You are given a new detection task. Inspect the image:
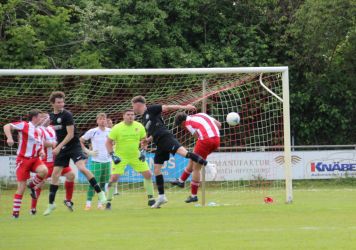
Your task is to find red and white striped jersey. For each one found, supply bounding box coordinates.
[40,126,56,163]
[184,113,220,140]
[10,121,44,158]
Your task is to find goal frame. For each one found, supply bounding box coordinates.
[0,67,293,204]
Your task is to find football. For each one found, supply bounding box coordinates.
[226,112,240,126]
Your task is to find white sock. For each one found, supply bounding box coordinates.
[159,194,166,198]
[86,200,91,206]
[191,195,197,198]
[178,178,184,183]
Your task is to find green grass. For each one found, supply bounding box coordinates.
[0,187,355,250]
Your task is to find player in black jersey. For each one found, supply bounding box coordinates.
[132,96,208,208]
[43,91,107,215]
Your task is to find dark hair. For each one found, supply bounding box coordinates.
[131,95,146,104]
[175,112,188,126]
[49,91,65,103]
[28,109,43,121]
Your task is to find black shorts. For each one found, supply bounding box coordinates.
[54,144,87,167]
[154,134,181,165]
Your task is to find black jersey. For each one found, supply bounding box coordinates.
[142,105,171,142]
[50,109,80,148]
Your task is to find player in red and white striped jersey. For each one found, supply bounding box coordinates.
[3,109,48,218]
[172,112,221,203]
[30,113,76,215]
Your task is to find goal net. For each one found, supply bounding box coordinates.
[0,68,292,208]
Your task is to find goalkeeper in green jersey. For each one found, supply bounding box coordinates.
[105,109,155,209]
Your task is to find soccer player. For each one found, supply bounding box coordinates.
[80,113,111,210]
[44,91,107,216]
[171,112,221,203]
[105,109,155,209]
[131,96,209,208]
[106,118,119,196]
[30,112,76,215]
[3,109,48,218]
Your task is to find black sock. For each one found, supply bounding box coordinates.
[49,184,59,204]
[155,175,165,195]
[89,177,102,193]
[148,194,154,199]
[186,152,208,166]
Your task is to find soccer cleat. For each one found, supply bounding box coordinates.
[30,209,37,215]
[27,184,37,200]
[170,179,185,188]
[63,200,74,212]
[151,195,168,208]
[105,202,112,210]
[43,204,56,216]
[114,192,119,196]
[98,191,107,205]
[12,212,19,219]
[185,195,198,203]
[148,198,156,207]
[97,204,104,210]
[84,205,91,211]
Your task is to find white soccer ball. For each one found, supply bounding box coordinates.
[226,112,240,126]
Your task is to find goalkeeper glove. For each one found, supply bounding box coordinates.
[110,152,121,164]
[138,150,146,162]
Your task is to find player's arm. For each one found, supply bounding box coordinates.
[106,137,121,164]
[57,125,74,148]
[3,123,15,146]
[162,104,196,112]
[80,132,98,156]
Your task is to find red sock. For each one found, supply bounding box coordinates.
[65,181,74,201]
[28,174,44,189]
[180,168,192,182]
[31,188,42,210]
[191,181,200,196]
[13,194,23,217]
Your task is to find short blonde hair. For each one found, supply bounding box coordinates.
[96,113,107,119]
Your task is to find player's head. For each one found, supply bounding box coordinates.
[131,95,146,115]
[40,112,50,127]
[123,109,135,124]
[106,118,113,128]
[28,109,44,126]
[96,113,107,127]
[174,112,188,128]
[49,91,65,111]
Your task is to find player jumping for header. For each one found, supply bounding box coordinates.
[131,96,208,208]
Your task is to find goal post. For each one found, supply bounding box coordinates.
[0,67,293,205]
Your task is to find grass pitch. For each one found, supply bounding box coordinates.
[0,186,355,250]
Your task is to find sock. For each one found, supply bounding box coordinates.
[87,186,94,202]
[28,174,44,188]
[185,152,208,166]
[65,181,74,201]
[180,168,192,182]
[114,182,118,193]
[191,181,200,196]
[49,184,59,204]
[144,178,154,197]
[155,174,165,195]
[31,188,42,210]
[107,183,115,202]
[89,177,102,193]
[13,194,23,217]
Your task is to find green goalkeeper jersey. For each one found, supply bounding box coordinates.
[108,121,146,157]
